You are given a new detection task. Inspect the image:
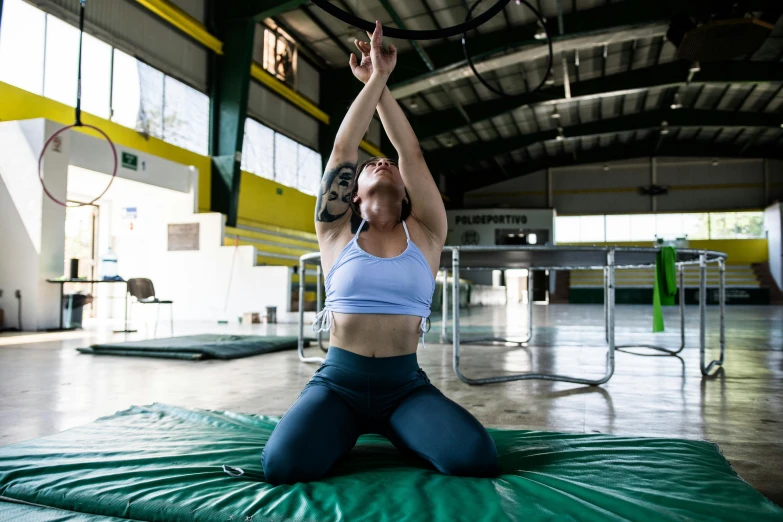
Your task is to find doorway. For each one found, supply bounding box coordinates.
[63,204,98,319]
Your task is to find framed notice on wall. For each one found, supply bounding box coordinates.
[167,223,200,251]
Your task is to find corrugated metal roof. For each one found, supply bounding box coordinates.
[273,0,782,186]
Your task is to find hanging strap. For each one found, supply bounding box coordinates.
[75,0,86,126]
[401,220,411,242]
[353,219,366,241]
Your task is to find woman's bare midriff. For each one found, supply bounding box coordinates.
[327,312,423,357]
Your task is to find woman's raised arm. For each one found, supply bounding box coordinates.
[315,21,396,237]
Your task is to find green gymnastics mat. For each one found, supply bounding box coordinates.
[77,334,312,360]
[1,404,781,522]
[0,501,125,521]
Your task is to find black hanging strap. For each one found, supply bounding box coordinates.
[75,0,86,126]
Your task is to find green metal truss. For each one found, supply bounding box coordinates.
[208,0,309,227]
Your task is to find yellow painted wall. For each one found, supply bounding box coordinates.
[558,239,768,265]
[0,81,318,233]
[238,171,316,233]
[0,81,212,210]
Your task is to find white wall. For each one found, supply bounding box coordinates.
[68,168,294,324]
[765,202,782,292]
[68,129,195,202]
[0,119,67,330]
[0,117,292,330]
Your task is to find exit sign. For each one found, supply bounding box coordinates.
[122,152,138,171]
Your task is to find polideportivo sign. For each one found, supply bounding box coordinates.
[454,214,527,225]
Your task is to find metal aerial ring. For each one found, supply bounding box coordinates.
[462,0,553,98]
[38,124,118,207]
[310,0,512,40]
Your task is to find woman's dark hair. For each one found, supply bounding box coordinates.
[350,157,412,222]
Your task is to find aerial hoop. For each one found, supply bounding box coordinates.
[38,123,118,207]
[462,0,553,99]
[310,0,511,40]
[37,0,118,208]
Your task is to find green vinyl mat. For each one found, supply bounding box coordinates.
[0,500,126,521]
[77,334,311,360]
[0,404,781,522]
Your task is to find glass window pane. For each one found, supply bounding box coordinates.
[137,60,164,138]
[296,144,321,196]
[241,118,274,179]
[43,15,79,107]
[111,49,141,130]
[274,132,298,188]
[0,0,46,95]
[681,213,709,240]
[709,212,764,239]
[555,216,581,243]
[655,213,683,240]
[162,75,209,155]
[579,215,605,242]
[80,33,112,119]
[605,215,631,242]
[629,215,656,241]
[263,29,276,75]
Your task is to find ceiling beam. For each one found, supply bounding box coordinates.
[301,5,352,56]
[414,61,783,140]
[391,22,669,99]
[216,0,310,22]
[428,108,783,170]
[459,139,783,192]
[382,0,774,92]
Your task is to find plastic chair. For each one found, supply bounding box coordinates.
[127,278,173,338]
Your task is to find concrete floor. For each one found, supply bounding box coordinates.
[0,304,781,506]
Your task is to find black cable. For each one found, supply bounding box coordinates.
[462,0,553,99]
[310,0,511,40]
[16,291,22,331]
[75,0,86,126]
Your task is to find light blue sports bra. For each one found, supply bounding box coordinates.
[313,218,435,345]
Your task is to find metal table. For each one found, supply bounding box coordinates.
[46,279,136,332]
[297,246,727,385]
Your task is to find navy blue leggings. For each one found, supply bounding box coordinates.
[262,347,498,485]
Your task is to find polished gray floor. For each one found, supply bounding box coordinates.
[0,304,781,505]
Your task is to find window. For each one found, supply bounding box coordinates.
[297,144,322,196]
[242,117,322,195]
[628,215,656,241]
[163,76,209,155]
[554,216,581,243]
[681,213,710,240]
[274,132,299,188]
[43,15,80,107]
[579,215,605,242]
[262,26,296,86]
[0,1,111,118]
[605,215,631,242]
[111,49,208,154]
[0,0,46,95]
[709,212,764,239]
[556,211,764,242]
[0,3,209,154]
[80,33,112,119]
[654,213,683,240]
[242,118,275,180]
[136,60,165,139]
[110,49,142,130]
